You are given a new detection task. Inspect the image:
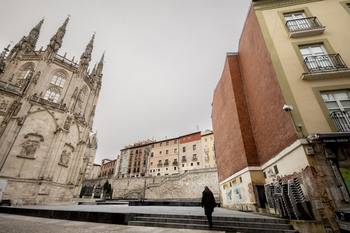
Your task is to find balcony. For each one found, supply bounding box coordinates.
[182,157,187,162]
[286,17,325,38]
[164,161,169,166]
[172,160,178,165]
[192,157,198,161]
[330,110,350,132]
[157,162,162,167]
[301,54,350,80]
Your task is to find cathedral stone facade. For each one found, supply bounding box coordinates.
[0,17,103,205]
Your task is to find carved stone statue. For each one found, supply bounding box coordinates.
[19,140,40,158]
[0,99,8,111]
[59,150,71,166]
[63,115,72,130]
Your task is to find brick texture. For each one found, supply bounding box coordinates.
[212,7,298,182]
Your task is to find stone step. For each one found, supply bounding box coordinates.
[135,213,289,224]
[132,216,294,230]
[129,221,298,233]
[129,213,297,232]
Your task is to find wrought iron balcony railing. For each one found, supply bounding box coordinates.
[286,17,323,32]
[330,110,350,132]
[172,161,178,165]
[304,54,348,73]
[157,162,162,167]
[164,161,169,166]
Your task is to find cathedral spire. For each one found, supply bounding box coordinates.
[7,19,44,61]
[44,17,69,62]
[79,33,95,75]
[96,52,104,77]
[26,19,44,49]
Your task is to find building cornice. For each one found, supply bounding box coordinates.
[253,0,324,10]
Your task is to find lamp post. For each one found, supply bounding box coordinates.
[143,146,150,201]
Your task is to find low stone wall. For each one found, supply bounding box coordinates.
[83,168,219,200]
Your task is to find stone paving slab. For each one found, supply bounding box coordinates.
[0,213,223,233]
[14,205,278,219]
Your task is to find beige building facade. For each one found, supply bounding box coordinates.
[0,17,103,205]
[212,0,350,232]
[201,130,216,168]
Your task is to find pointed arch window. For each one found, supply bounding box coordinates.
[43,87,60,103]
[19,68,34,80]
[16,65,34,87]
[51,72,66,88]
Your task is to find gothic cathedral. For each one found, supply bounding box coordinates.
[0,17,102,205]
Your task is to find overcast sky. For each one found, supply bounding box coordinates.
[0,0,251,164]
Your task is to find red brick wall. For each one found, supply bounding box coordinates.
[238,7,297,165]
[212,55,258,182]
[212,7,298,182]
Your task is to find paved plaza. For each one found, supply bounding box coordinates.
[14,204,276,219]
[0,204,281,232]
[0,213,223,233]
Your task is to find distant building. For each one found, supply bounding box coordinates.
[178,132,203,173]
[117,131,214,178]
[99,159,117,178]
[0,17,104,205]
[201,130,216,168]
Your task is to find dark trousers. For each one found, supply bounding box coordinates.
[206,213,213,227]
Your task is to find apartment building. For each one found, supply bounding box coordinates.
[116,131,214,178]
[201,130,216,168]
[212,0,350,231]
[99,159,117,178]
[148,138,179,176]
[178,132,203,173]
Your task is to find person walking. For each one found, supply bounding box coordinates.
[201,186,216,228]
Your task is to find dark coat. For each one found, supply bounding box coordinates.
[201,187,216,215]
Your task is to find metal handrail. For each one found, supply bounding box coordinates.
[304,53,348,72]
[286,16,323,32]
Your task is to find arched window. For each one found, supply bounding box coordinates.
[50,72,66,88]
[19,68,33,80]
[43,87,60,103]
[16,65,34,87]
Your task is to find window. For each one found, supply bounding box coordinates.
[151,152,154,157]
[182,156,186,162]
[322,91,350,112]
[193,145,196,150]
[204,146,209,152]
[159,151,162,154]
[51,72,66,87]
[204,138,207,142]
[183,147,186,152]
[151,162,153,165]
[166,150,168,154]
[322,90,350,132]
[284,12,310,31]
[182,164,184,167]
[191,163,193,166]
[174,140,177,144]
[206,162,209,168]
[299,44,334,71]
[166,141,169,145]
[197,162,200,165]
[43,87,60,103]
[160,142,162,146]
[205,154,209,161]
[174,148,177,153]
[174,167,177,170]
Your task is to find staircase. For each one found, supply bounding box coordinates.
[128,213,298,232]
